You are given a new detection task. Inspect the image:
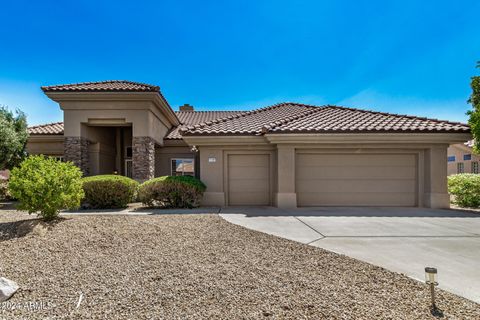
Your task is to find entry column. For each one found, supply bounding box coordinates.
[64,136,89,176]
[132,136,155,181]
[276,146,297,208]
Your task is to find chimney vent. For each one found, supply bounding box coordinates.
[179,104,194,112]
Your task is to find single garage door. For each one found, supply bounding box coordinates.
[228,154,270,206]
[296,153,417,206]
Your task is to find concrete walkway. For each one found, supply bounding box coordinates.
[220,206,480,303]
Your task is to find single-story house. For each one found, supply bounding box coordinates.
[27,80,471,209]
[447,140,480,175]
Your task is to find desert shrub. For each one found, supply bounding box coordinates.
[138,175,206,208]
[448,174,480,207]
[8,155,84,221]
[82,175,138,209]
[0,179,10,201]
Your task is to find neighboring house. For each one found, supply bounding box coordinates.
[447,140,480,175]
[27,80,471,209]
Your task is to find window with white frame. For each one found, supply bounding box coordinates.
[472,161,479,174]
[457,162,464,174]
[171,158,194,176]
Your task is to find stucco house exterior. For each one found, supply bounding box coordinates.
[27,80,471,209]
[447,140,480,175]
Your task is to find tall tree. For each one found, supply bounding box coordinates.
[468,62,480,153]
[0,107,28,169]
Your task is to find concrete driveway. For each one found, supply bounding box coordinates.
[220,207,480,303]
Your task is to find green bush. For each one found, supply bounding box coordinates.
[8,155,84,221]
[138,175,206,208]
[82,175,138,209]
[448,174,480,207]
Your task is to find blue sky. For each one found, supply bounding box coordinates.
[0,0,479,125]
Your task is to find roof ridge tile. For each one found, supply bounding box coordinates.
[179,103,291,135]
[261,107,322,134]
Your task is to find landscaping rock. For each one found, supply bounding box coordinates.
[0,210,478,319]
[0,277,19,302]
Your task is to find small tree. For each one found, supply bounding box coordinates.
[9,155,84,221]
[467,62,480,153]
[0,107,28,170]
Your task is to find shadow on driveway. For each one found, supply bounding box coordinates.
[220,206,480,218]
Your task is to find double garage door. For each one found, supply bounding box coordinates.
[226,152,418,207]
[296,153,418,206]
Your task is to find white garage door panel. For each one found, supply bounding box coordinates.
[296,153,417,207]
[296,154,414,167]
[297,179,417,193]
[296,166,416,180]
[299,192,416,206]
[228,154,270,206]
[229,166,269,179]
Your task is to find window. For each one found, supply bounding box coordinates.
[473,161,479,174]
[457,162,464,174]
[171,159,194,176]
[447,155,456,162]
[464,154,472,161]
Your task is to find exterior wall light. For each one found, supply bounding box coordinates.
[425,267,442,316]
[191,145,198,153]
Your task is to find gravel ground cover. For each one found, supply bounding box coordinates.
[0,209,479,319]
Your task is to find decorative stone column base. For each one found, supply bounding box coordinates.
[64,137,89,176]
[132,136,155,181]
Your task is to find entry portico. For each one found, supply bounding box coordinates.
[42,82,179,180]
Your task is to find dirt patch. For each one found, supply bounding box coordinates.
[0,210,478,319]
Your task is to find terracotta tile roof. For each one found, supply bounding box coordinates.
[41,80,160,92]
[166,111,246,139]
[28,122,64,135]
[181,103,470,136]
[28,103,470,138]
[181,103,315,136]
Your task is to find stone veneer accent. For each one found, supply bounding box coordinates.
[132,136,155,181]
[64,136,89,176]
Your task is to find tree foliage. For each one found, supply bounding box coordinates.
[0,107,28,169]
[467,62,480,153]
[9,155,84,221]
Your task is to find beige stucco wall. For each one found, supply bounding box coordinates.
[195,143,277,207]
[155,145,195,176]
[447,144,480,175]
[48,92,178,145]
[27,137,64,156]
[185,135,459,209]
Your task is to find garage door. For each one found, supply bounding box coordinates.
[228,154,270,206]
[296,153,417,206]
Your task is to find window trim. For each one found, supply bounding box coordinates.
[170,158,195,176]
